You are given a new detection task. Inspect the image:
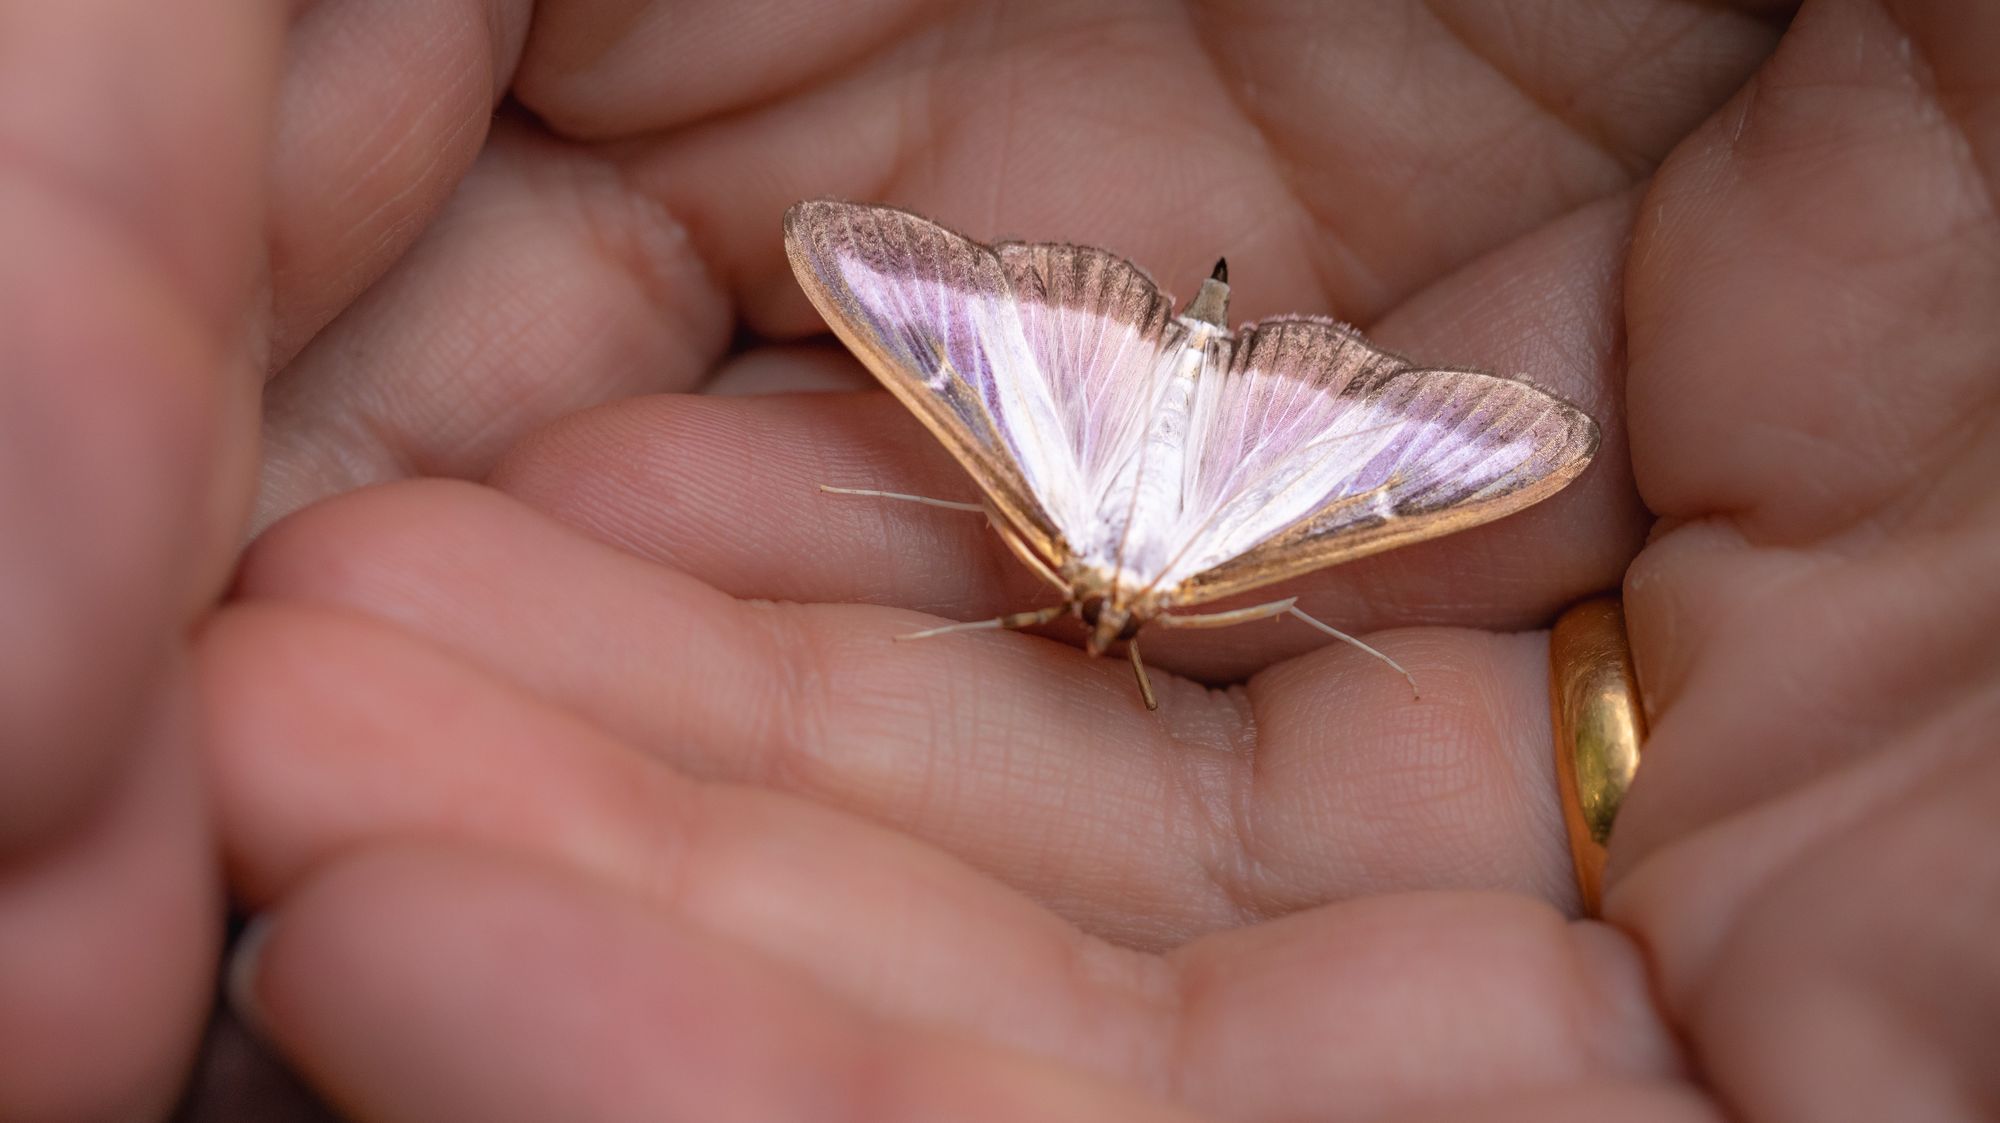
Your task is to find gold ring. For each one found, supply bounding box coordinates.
[1548,596,1647,915]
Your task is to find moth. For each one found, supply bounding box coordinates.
[784,200,1598,709]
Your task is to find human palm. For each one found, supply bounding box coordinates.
[4,1,1995,1120]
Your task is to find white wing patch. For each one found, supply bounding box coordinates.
[833,251,1088,521]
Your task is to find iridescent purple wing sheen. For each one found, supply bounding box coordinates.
[783,200,1177,559]
[784,201,1055,552]
[1152,317,1599,604]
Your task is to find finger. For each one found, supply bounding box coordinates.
[238,481,1578,938]
[210,713,1679,1123]
[265,0,533,363]
[0,675,219,1121]
[0,1,278,1115]
[257,120,732,530]
[201,601,1154,1063]
[0,0,275,840]
[1617,0,2000,857]
[1168,896,1683,1119]
[1605,0,2000,1114]
[215,754,1678,1123]
[1653,751,2000,1120]
[515,1,1776,328]
[492,193,1648,684]
[233,844,1209,1123]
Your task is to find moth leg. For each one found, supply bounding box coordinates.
[897,603,1067,641]
[1285,606,1420,699]
[1153,597,1299,630]
[1127,640,1160,711]
[818,485,985,514]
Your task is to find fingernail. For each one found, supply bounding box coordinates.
[226,914,275,1039]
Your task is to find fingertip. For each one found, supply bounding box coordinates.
[0,679,221,1123]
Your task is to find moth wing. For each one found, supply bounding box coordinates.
[1157,317,1599,605]
[990,240,1179,511]
[784,199,1175,561]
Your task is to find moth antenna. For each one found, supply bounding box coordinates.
[898,604,1066,642]
[819,485,985,514]
[1127,640,1160,710]
[1286,607,1420,699]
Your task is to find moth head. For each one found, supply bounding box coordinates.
[1180,257,1230,328]
[1079,595,1141,657]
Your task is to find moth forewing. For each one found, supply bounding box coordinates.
[784,199,1600,708]
[782,202,1071,567]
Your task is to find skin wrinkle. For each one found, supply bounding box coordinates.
[593,157,733,360]
[1679,752,2000,1118]
[1180,1,1712,323]
[1101,685,1260,927]
[1231,667,1364,901]
[1819,547,2000,750]
[615,739,710,917]
[1624,603,2000,1039]
[1629,207,1995,539]
[521,0,652,78]
[768,579,1299,943]
[264,0,515,363]
[1156,941,1223,1110]
[730,600,834,794]
[1563,922,1685,1079]
[1196,680,1291,923]
[1418,0,1648,177]
[1877,419,2000,543]
[268,133,737,513]
[1803,399,2000,547]
[325,384,432,484]
[1064,934,1186,1089]
[522,0,946,142]
[613,89,916,339]
[1611,680,1999,1003]
[321,22,484,221]
[807,5,964,138]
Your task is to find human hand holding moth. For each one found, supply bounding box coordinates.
[6,2,1997,1121]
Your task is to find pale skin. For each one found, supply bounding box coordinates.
[3,1,1997,1121]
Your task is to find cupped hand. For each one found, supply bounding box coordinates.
[16,0,1997,1120]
